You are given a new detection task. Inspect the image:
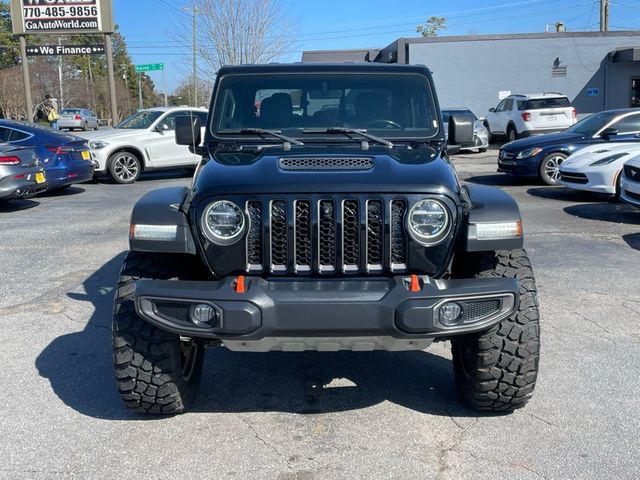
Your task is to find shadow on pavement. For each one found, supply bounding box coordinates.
[623,233,640,250]
[40,186,86,198]
[0,198,40,212]
[36,253,478,421]
[95,169,194,185]
[527,186,614,203]
[564,203,640,225]
[464,174,531,187]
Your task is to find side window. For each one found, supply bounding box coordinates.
[8,129,30,142]
[495,99,507,112]
[0,127,11,142]
[503,99,514,111]
[516,100,525,110]
[194,111,208,126]
[611,114,640,134]
[158,111,187,131]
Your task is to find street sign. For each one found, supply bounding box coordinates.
[135,63,164,73]
[9,0,114,35]
[26,44,106,56]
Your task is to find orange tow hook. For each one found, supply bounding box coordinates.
[235,275,246,294]
[410,274,421,293]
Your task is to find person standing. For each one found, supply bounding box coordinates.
[43,94,59,129]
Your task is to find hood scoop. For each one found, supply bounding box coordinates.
[278,156,374,171]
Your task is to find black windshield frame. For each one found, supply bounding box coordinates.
[209,72,442,142]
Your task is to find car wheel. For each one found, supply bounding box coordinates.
[451,249,540,412]
[108,151,141,184]
[484,122,495,143]
[539,152,567,185]
[113,251,204,414]
[477,147,487,153]
[83,122,88,131]
[507,125,517,143]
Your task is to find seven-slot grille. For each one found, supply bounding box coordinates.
[245,198,408,274]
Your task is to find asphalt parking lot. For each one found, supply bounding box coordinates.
[1,149,639,479]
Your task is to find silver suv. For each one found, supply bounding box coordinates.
[484,93,576,142]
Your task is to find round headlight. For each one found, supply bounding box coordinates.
[407,199,450,246]
[202,200,245,245]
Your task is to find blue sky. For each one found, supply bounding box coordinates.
[113,0,640,92]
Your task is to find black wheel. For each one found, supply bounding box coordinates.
[112,251,205,414]
[82,122,88,131]
[477,147,488,153]
[483,122,496,143]
[506,125,517,143]
[108,151,141,184]
[539,152,567,185]
[451,249,540,412]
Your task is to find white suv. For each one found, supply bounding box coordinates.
[484,93,576,143]
[80,107,208,184]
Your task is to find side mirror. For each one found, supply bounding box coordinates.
[600,127,619,140]
[489,108,496,113]
[156,123,170,133]
[175,115,202,148]
[448,114,474,146]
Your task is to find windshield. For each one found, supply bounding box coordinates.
[211,73,440,139]
[116,111,163,129]
[61,109,82,114]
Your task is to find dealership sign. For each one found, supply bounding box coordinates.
[10,0,114,35]
[25,44,105,56]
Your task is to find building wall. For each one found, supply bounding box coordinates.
[406,34,640,118]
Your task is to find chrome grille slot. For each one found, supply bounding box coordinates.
[294,200,312,272]
[270,200,288,272]
[390,200,407,271]
[366,200,384,272]
[246,201,263,271]
[318,200,336,273]
[342,200,360,273]
[279,157,374,171]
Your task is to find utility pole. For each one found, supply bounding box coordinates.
[138,72,144,110]
[58,37,64,108]
[600,0,609,32]
[192,2,198,107]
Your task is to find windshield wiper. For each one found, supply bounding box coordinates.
[303,127,394,149]
[221,128,304,151]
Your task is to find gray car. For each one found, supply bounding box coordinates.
[442,108,490,153]
[0,144,47,201]
[58,108,99,131]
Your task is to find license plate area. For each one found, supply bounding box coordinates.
[81,150,91,160]
[35,172,46,184]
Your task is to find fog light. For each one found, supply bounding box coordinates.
[190,304,217,326]
[439,302,463,326]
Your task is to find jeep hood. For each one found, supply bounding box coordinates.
[192,145,460,199]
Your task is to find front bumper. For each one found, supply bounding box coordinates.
[133,276,519,351]
[497,154,541,177]
[559,168,618,195]
[621,175,640,207]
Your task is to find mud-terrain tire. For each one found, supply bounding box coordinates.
[451,249,540,412]
[112,251,204,414]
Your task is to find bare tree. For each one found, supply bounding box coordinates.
[176,0,297,76]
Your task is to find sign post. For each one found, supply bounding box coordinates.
[135,64,165,111]
[9,0,115,123]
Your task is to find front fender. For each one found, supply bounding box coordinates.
[129,187,196,254]
[463,183,524,252]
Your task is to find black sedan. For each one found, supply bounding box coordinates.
[498,108,640,185]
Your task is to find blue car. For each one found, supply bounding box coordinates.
[498,108,640,185]
[0,120,94,191]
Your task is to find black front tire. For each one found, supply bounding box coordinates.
[112,251,204,414]
[451,249,540,412]
[108,151,141,184]
[506,125,517,143]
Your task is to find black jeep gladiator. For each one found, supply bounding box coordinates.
[113,63,540,414]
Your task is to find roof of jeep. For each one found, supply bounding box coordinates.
[216,63,431,75]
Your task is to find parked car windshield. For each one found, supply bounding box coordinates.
[211,73,440,139]
[522,97,570,109]
[566,111,617,135]
[116,111,163,129]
